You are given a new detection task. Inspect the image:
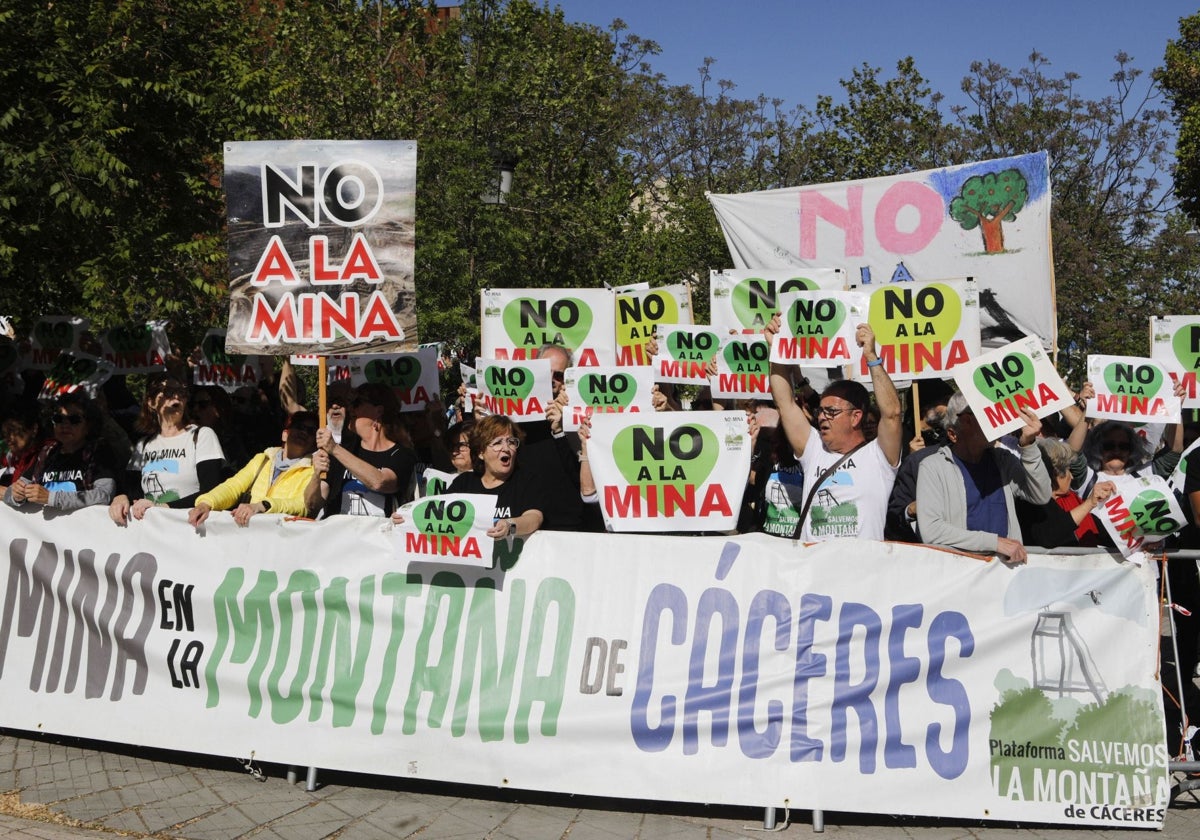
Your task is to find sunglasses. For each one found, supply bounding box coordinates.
[1102,440,1131,453]
[53,414,85,426]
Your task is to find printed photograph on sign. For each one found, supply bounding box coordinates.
[193,329,273,392]
[653,324,723,385]
[1150,314,1200,408]
[561,365,655,432]
[480,287,615,367]
[614,284,691,366]
[710,335,770,400]
[391,493,498,567]
[98,321,171,375]
[1085,354,1181,424]
[709,268,845,335]
[475,358,553,420]
[771,289,866,366]
[953,336,1073,441]
[586,411,750,532]
[223,140,417,355]
[707,152,1055,351]
[857,279,980,381]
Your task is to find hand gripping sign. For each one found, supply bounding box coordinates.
[1150,315,1200,409]
[709,268,845,335]
[1094,474,1187,563]
[586,410,751,532]
[391,494,499,567]
[561,366,655,433]
[952,336,1074,441]
[1085,354,1182,424]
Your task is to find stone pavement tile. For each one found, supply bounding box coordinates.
[487,802,580,839]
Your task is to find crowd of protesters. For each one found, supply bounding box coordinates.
[3,325,1200,761]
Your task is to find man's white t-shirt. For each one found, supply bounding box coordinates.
[797,427,898,542]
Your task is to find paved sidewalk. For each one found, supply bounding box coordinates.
[1,729,1199,839]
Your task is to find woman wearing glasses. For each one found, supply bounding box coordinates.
[109,376,225,524]
[446,414,549,541]
[307,383,416,517]
[5,392,119,511]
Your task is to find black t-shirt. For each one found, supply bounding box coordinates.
[323,440,416,517]
[448,466,551,524]
[36,442,119,491]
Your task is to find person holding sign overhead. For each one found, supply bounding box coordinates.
[766,317,903,541]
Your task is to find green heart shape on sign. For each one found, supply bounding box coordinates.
[365,357,422,390]
[1128,489,1180,537]
[35,320,74,350]
[202,333,246,369]
[971,352,1035,401]
[731,277,816,329]
[578,372,637,407]
[501,297,593,350]
[483,365,535,400]
[1172,324,1200,372]
[613,423,719,492]
[412,498,476,538]
[786,296,845,338]
[618,290,679,344]
[1102,362,1164,398]
[869,283,962,347]
[664,329,720,362]
[108,324,155,354]
[49,355,97,385]
[426,477,448,496]
[721,340,769,374]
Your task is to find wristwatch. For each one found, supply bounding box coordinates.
[260,500,272,512]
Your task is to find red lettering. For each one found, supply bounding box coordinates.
[251,236,300,285]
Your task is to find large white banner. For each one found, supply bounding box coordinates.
[707,152,1055,351]
[0,507,1169,828]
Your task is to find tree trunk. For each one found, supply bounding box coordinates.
[980,215,1005,253]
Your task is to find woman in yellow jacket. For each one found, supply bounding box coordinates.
[186,412,319,528]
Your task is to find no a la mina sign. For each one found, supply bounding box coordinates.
[481,288,615,367]
[770,289,866,367]
[855,279,980,382]
[709,268,845,335]
[1150,315,1200,408]
[561,366,655,433]
[953,336,1074,441]
[1085,354,1181,424]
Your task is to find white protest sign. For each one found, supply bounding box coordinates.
[193,329,273,392]
[1094,473,1186,561]
[1150,315,1200,408]
[586,410,750,532]
[771,289,866,367]
[343,347,440,411]
[561,366,655,432]
[391,494,498,567]
[855,279,980,382]
[709,335,771,400]
[38,350,114,400]
[223,140,418,355]
[475,358,554,420]
[98,321,171,374]
[480,288,615,367]
[1085,354,1181,424]
[653,324,722,385]
[952,336,1074,441]
[26,316,87,371]
[614,284,692,366]
[710,268,845,335]
[419,467,459,498]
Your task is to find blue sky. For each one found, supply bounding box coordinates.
[551,0,1196,112]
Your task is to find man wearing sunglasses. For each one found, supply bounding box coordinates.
[766,318,903,542]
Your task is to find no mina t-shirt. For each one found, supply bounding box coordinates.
[127,425,224,505]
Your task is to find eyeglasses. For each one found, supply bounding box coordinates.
[552,371,565,383]
[487,436,521,451]
[451,441,471,452]
[1102,440,1131,453]
[53,414,85,426]
[816,405,855,420]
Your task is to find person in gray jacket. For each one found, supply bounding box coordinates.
[916,393,1051,564]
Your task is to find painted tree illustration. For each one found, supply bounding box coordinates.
[949,168,1028,253]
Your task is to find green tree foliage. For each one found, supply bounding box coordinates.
[1161,12,1200,222]
[948,169,1029,253]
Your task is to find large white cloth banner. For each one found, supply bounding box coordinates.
[707,152,1055,351]
[0,507,1169,828]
